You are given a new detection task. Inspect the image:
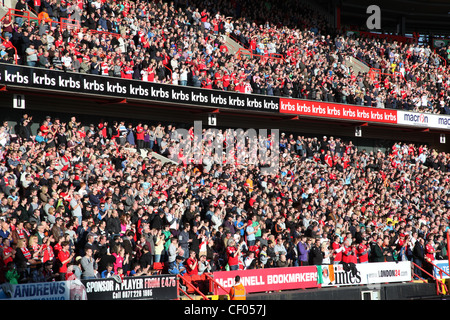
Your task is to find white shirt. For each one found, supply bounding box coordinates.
[70,198,82,217]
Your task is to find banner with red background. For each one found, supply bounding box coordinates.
[212,266,318,295]
[279,98,398,124]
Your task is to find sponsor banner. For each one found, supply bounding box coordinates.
[0,63,279,113]
[318,262,411,287]
[397,110,431,127]
[279,98,398,124]
[81,275,178,300]
[433,260,450,279]
[397,110,450,130]
[0,280,87,300]
[433,39,450,49]
[436,115,450,130]
[212,266,318,295]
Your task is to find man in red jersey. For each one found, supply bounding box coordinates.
[57,241,74,281]
[342,239,357,264]
[331,235,344,264]
[423,238,436,278]
[186,250,199,276]
[357,237,370,263]
[226,239,241,271]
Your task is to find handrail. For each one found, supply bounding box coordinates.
[369,67,406,82]
[60,18,81,34]
[0,36,18,65]
[1,8,122,41]
[430,259,450,278]
[81,27,122,39]
[236,48,285,64]
[433,49,447,68]
[163,64,173,84]
[412,261,449,296]
[1,8,35,25]
[228,32,249,50]
[203,273,230,296]
[219,34,238,53]
[178,287,194,300]
[353,55,372,68]
[177,274,210,300]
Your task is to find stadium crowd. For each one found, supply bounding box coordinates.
[0,111,448,285]
[0,0,450,115]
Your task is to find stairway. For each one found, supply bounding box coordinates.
[0,0,38,21]
[222,34,245,55]
[0,6,8,20]
[345,56,370,76]
[124,148,179,166]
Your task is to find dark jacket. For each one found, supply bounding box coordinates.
[412,241,425,262]
[309,245,323,265]
[370,243,385,262]
[106,216,121,235]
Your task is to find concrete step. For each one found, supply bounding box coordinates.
[1,0,38,20]
[124,147,178,165]
[222,34,244,55]
[345,56,370,75]
[0,6,8,20]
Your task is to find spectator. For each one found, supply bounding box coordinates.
[56,240,74,281]
[80,247,98,279]
[185,250,198,276]
[198,255,211,275]
[101,262,114,278]
[168,255,186,275]
[309,238,324,266]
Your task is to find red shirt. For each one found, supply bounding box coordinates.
[227,246,239,266]
[332,242,342,262]
[186,257,198,276]
[2,246,13,264]
[53,243,62,256]
[135,126,144,140]
[57,249,71,273]
[42,244,55,263]
[357,243,369,263]
[425,244,435,261]
[39,125,49,136]
[342,246,357,264]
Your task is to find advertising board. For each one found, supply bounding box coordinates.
[81,275,178,300]
[212,266,318,295]
[0,63,279,113]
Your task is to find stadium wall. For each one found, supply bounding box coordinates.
[248,282,438,300]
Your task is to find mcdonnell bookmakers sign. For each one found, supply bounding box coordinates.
[0,63,279,113]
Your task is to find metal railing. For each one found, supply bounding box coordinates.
[204,273,230,297]
[0,35,18,64]
[177,274,211,300]
[1,8,122,39]
[369,68,406,82]
[412,260,449,296]
[433,49,447,68]
[236,48,285,64]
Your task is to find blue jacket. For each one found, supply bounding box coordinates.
[168,261,186,275]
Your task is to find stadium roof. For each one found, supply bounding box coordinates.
[338,0,450,36]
